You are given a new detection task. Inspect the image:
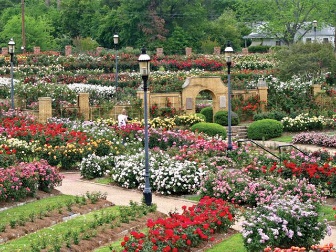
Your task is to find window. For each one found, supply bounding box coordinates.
[323,38,329,43]
[306,38,312,43]
[276,40,281,46]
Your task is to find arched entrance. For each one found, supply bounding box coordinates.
[181,77,228,116]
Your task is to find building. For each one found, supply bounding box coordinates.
[243,22,335,47]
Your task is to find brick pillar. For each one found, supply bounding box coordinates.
[185,47,192,57]
[34,47,40,54]
[38,97,52,123]
[78,93,90,120]
[2,47,8,55]
[214,47,221,55]
[156,48,164,57]
[242,48,249,54]
[96,46,103,55]
[311,84,322,95]
[257,87,268,112]
[65,45,72,56]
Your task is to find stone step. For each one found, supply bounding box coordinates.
[226,125,248,139]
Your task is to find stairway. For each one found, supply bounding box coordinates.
[226,125,248,139]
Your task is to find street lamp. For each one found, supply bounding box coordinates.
[138,47,152,206]
[113,34,119,100]
[225,42,233,151]
[8,38,15,109]
[313,20,317,42]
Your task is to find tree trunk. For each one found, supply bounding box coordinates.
[45,0,50,6]
[57,0,61,9]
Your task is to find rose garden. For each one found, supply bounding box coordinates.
[0,44,336,251]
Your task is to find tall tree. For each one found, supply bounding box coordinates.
[236,0,324,45]
[0,14,57,50]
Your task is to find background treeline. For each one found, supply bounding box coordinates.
[0,0,336,54]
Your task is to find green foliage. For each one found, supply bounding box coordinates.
[247,119,283,140]
[195,113,206,121]
[72,37,100,53]
[275,43,336,81]
[190,122,227,138]
[206,9,244,52]
[200,107,213,123]
[253,111,286,121]
[0,14,57,51]
[214,110,240,126]
[247,45,271,53]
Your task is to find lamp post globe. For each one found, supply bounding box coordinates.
[138,47,152,206]
[224,42,233,151]
[8,38,15,109]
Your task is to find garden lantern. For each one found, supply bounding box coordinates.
[138,47,152,206]
[8,38,15,109]
[113,34,119,100]
[225,42,233,151]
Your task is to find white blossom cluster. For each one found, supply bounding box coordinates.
[111,150,206,195]
[68,83,116,100]
[79,153,112,179]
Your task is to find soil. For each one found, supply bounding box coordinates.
[0,190,237,251]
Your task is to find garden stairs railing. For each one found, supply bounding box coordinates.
[237,139,309,164]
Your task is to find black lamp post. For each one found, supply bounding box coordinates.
[313,20,317,42]
[113,34,119,100]
[225,42,233,151]
[138,47,152,206]
[8,38,15,109]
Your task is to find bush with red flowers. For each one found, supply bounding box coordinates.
[121,196,235,251]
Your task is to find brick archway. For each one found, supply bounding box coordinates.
[181,77,228,116]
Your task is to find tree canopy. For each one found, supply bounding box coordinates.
[0,0,334,52]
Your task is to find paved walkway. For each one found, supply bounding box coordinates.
[56,141,336,246]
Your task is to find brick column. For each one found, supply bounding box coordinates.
[78,93,90,120]
[38,97,52,123]
[34,47,40,54]
[242,48,249,54]
[258,87,268,112]
[65,45,72,56]
[214,47,221,55]
[156,48,164,57]
[2,47,8,55]
[311,84,322,95]
[185,47,192,57]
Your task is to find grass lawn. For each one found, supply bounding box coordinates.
[207,233,246,252]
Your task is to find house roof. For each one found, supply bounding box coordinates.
[243,32,276,39]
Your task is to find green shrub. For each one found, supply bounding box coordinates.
[190,122,227,138]
[247,119,283,140]
[248,45,271,53]
[200,107,213,123]
[195,113,206,121]
[253,111,287,121]
[214,110,240,126]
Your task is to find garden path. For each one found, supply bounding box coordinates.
[56,141,336,246]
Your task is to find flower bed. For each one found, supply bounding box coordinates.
[121,196,235,251]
